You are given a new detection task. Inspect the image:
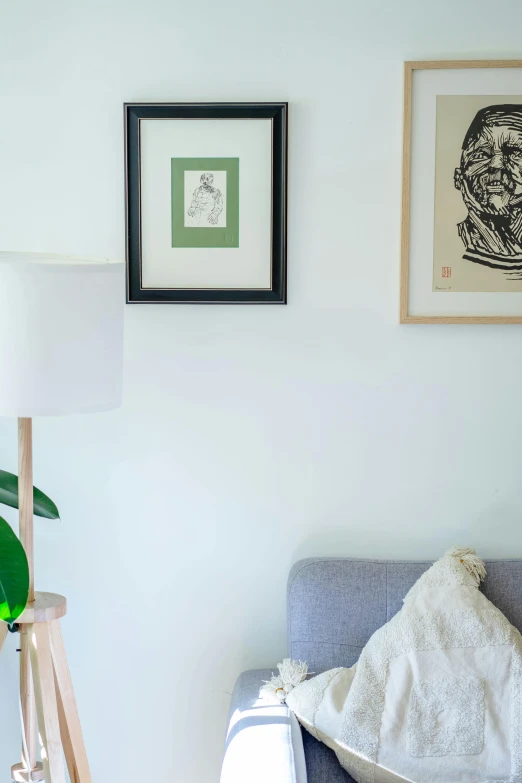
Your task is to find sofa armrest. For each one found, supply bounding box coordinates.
[220,668,307,783]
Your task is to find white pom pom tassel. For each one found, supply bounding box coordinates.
[259,659,309,703]
[447,547,487,585]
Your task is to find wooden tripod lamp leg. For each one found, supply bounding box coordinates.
[19,629,37,771]
[50,620,92,783]
[29,624,66,783]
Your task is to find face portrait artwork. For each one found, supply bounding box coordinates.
[433,96,522,292]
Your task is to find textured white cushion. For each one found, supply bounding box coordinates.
[286,549,522,783]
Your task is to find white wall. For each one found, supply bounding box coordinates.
[1,0,522,780]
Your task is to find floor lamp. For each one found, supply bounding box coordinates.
[0,252,124,783]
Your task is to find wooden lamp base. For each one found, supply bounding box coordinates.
[11,420,92,783]
[11,762,45,782]
[11,593,91,783]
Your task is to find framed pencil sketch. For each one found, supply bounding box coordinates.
[125,102,287,304]
[400,60,522,323]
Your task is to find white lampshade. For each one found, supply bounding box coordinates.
[0,252,124,417]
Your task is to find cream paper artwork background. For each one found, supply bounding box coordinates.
[433,94,522,293]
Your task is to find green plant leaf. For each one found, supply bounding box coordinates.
[0,470,59,519]
[0,516,29,624]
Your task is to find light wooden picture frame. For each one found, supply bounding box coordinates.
[401,60,522,324]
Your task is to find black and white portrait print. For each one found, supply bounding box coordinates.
[433,95,522,293]
[184,170,227,228]
[455,104,522,273]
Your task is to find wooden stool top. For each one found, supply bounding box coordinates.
[18,592,67,624]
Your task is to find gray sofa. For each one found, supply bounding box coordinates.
[220,556,522,783]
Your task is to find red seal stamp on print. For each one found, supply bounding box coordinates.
[442,267,452,278]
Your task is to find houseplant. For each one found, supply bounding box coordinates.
[0,470,58,629]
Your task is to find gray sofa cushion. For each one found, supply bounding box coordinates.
[288,558,522,674]
[302,730,355,782]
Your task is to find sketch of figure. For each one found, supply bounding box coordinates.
[455,104,522,271]
[187,173,223,226]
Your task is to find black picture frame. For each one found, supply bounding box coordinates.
[124,102,288,304]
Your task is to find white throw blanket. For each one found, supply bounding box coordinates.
[263,548,522,783]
